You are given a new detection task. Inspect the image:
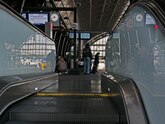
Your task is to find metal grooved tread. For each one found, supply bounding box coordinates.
[4,74,122,124]
[9,112,119,123]
[7,95,120,123]
[5,121,118,124]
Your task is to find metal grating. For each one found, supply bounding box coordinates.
[9,112,119,123]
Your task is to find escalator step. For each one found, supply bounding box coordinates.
[5,120,118,124]
[9,112,119,123]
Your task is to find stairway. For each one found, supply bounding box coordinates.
[4,95,121,124]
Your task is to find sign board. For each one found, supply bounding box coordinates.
[28,13,48,25]
[69,32,91,40]
[145,14,155,25]
[80,33,90,40]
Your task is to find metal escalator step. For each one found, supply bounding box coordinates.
[5,120,118,124]
[5,121,55,124]
[9,112,119,123]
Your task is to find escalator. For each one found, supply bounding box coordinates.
[3,74,126,124]
[0,0,155,123]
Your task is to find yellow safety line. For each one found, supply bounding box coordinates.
[36,92,119,97]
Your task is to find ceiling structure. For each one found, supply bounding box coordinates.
[1,0,132,57]
[2,0,130,40]
[76,0,129,32]
[2,0,165,58]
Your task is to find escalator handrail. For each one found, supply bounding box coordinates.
[0,73,57,96]
[0,73,58,116]
[142,1,165,28]
[119,78,149,124]
[112,1,165,34]
[132,1,165,29]
[102,73,149,124]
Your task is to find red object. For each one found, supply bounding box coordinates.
[154,24,159,29]
[50,22,53,30]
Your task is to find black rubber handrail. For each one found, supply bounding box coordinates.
[101,73,149,124]
[112,1,165,34]
[0,73,58,116]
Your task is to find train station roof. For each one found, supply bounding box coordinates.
[2,0,130,39]
[1,0,137,57]
[3,0,165,57]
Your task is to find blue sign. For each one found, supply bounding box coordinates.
[69,32,91,40]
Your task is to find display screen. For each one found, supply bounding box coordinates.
[145,13,155,25]
[69,32,91,40]
[69,32,79,39]
[80,33,90,40]
[28,13,48,25]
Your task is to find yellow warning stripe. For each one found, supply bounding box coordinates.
[36,92,119,97]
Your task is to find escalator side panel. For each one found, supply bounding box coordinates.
[101,74,148,124]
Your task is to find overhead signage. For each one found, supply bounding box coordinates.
[145,14,155,25]
[28,13,49,25]
[80,33,91,40]
[69,32,91,40]
[69,32,79,39]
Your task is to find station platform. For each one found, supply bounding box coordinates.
[3,73,125,124]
